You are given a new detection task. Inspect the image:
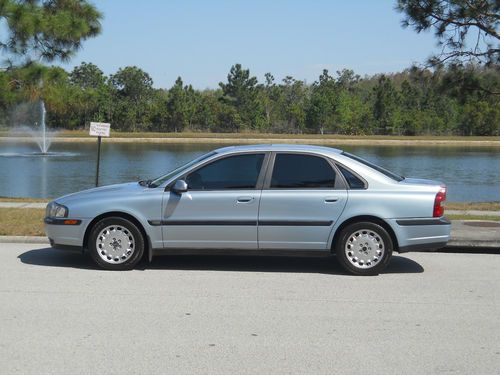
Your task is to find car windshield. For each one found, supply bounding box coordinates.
[148,151,217,188]
[341,152,404,182]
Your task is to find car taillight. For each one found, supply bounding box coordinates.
[433,188,446,217]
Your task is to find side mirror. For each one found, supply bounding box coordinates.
[172,179,188,194]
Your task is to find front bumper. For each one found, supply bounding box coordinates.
[48,238,83,253]
[387,217,451,253]
[44,217,90,250]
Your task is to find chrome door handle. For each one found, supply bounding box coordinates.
[325,197,339,203]
[237,196,254,203]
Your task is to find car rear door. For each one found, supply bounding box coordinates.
[161,152,268,249]
[258,152,347,250]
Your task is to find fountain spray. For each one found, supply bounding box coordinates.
[40,99,48,154]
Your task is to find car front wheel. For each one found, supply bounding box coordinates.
[88,217,144,270]
[335,222,393,276]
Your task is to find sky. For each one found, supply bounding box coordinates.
[58,0,440,89]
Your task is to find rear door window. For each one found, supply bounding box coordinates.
[270,154,336,189]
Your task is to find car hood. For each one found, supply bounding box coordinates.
[55,182,144,204]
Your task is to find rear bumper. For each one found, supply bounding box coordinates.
[398,241,448,253]
[387,217,451,253]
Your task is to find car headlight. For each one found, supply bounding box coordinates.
[46,202,68,218]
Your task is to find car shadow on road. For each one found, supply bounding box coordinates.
[18,247,424,275]
[18,247,97,270]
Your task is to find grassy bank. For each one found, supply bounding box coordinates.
[446,202,500,211]
[1,131,499,146]
[0,208,45,236]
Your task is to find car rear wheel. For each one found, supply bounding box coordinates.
[88,217,144,270]
[335,222,393,276]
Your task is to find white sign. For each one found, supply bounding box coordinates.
[89,122,111,137]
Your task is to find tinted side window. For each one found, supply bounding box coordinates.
[337,164,366,189]
[186,154,264,190]
[271,154,336,189]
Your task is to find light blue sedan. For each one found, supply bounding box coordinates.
[45,144,450,275]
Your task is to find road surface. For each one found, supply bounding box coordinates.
[0,243,499,374]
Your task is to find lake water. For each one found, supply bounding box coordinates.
[0,140,498,202]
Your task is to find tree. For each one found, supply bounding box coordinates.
[278,76,307,133]
[0,70,16,124]
[373,75,400,134]
[219,64,265,130]
[8,62,67,101]
[193,90,220,132]
[167,77,196,132]
[109,66,154,131]
[0,0,102,65]
[336,69,361,91]
[69,62,105,89]
[110,66,153,102]
[397,0,499,66]
[306,69,338,134]
[69,62,107,126]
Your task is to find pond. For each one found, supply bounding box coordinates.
[0,140,498,202]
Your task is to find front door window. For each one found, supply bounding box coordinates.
[186,153,265,190]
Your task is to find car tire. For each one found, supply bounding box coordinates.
[88,216,145,270]
[335,221,393,276]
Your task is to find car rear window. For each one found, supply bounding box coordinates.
[336,164,366,189]
[341,152,404,182]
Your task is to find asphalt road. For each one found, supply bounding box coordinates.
[0,243,499,375]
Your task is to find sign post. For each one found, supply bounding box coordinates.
[89,122,111,187]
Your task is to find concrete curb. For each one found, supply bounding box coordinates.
[447,210,500,217]
[0,236,49,244]
[447,239,500,249]
[0,202,47,209]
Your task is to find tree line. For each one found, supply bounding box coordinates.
[0,62,498,136]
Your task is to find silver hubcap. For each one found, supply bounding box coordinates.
[345,229,385,269]
[96,225,135,264]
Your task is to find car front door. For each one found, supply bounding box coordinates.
[161,152,268,249]
[258,153,347,250]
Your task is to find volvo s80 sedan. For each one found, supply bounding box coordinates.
[45,144,450,275]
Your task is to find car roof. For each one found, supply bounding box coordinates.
[214,144,343,155]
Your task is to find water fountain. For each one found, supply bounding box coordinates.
[31,99,52,155]
[40,100,48,154]
[1,99,75,158]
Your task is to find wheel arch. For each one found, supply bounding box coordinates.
[330,215,399,252]
[83,211,151,261]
